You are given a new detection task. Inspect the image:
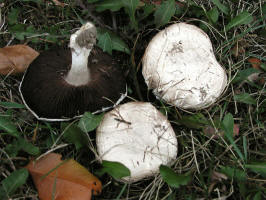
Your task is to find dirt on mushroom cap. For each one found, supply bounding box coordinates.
[142,23,227,109]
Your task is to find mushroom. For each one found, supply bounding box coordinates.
[19,22,127,121]
[142,23,227,109]
[96,102,177,182]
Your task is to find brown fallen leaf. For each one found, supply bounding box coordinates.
[211,171,228,182]
[26,153,102,200]
[248,57,261,70]
[231,39,248,57]
[247,57,265,84]
[208,171,228,194]
[259,77,265,85]
[50,0,67,7]
[204,124,240,138]
[53,0,67,7]
[0,44,39,75]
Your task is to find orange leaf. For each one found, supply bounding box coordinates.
[0,45,39,75]
[26,153,102,200]
[247,57,261,70]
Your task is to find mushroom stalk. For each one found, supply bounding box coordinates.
[65,48,91,86]
[64,22,97,86]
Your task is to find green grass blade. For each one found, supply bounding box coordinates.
[95,0,123,12]
[206,7,219,24]
[18,137,40,155]
[97,32,113,55]
[0,117,18,136]
[154,0,176,28]
[115,183,127,200]
[222,113,244,161]
[225,11,253,31]
[78,112,104,133]
[160,165,190,188]
[220,166,246,181]
[243,135,247,162]
[245,162,266,177]
[61,123,89,150]
[100,160,131,179]
[97,28,131,54]
[210,0,229,15]
[234,93,257,105]
[122,0,139,30]
[0,102,25,109]
[0,168,29,199]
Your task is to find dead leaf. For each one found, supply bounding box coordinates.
[51,0,67,7]
[247,57,261,70]
[247,57,265,84]
[0,45,39,75]
[211,171,228,182]
[231,39,248,57]
[204,124,240,138]
[26,153,102,200]
[203,126,220,139]
[259,77,265,85]
[208,171,228,194]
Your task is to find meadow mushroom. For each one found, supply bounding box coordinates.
[19,22,126,121]
[142,23,227,109]
[96,102,177,182]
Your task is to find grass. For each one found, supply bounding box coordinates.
[0,0,266,199]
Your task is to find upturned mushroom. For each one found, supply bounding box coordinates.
[142,23,227,109]
[96,102,177,182]
[19,22,126,121]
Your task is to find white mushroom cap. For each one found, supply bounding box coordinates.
[96,102,177,182]
[142,23,227,109]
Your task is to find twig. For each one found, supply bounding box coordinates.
[191,131,200,174]
[36,143,69,161]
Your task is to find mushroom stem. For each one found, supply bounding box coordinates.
[64,22,97,86]
[65,48,91,86]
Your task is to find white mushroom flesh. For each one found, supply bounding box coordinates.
[96,102,177,182]
[142,23,227,109]
[64,22,96,86]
